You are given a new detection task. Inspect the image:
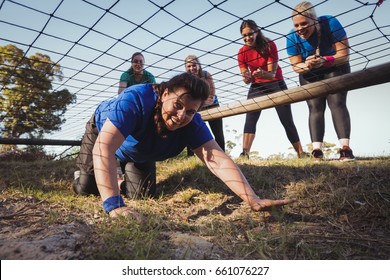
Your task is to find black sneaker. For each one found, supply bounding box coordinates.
[339,146,355,162]
[239,151,249,159]
[311,149,323,161]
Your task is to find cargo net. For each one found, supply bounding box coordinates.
[0,0,388,144]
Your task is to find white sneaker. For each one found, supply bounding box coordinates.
[74,170,81,180]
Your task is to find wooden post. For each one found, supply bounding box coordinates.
[1,62,389,146]
[200,61,390,121]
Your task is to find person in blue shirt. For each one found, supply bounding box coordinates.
[286,1,355,162]
[74,72,290,218]
[118,52,156,94]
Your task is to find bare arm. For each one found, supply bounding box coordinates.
[193,140,290,211]
[331,37,350,65]
[92,118,125,201]
[240,66,252,84]
[288,53,312,73]
[252,60,278,80]
[118,81,127,94]
[92,119,141,218]
[289,37,350,73]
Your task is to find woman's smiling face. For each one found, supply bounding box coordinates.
[292,14,316,40]
[241,27,257,48]
[131,54,145,74]
[160,88,202,131]
[185,59,199,75]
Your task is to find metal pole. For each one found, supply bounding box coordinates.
[0,138,81,146]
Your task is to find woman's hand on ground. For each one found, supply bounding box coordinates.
[250,198,293,212]
[109,206,144,222]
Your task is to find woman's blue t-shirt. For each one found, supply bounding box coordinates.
[286,15,346,60]
[94,84,213,162]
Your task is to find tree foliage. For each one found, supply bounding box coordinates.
[0,44,76,138]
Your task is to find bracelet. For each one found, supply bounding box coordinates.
[323,56,335,67]
[102,195,125,213]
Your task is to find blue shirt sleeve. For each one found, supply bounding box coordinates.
[286,28,300,56]
[95,84,154,138]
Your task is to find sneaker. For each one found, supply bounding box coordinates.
[339,146,355,161]
[311,149,323,161]
[239,151,249,159]
[74,170,81,180]
[119,180,127,195]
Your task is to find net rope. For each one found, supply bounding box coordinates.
[0,0,389,144]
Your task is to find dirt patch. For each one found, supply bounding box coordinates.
[0,196,93,259]
[0,196,228,259]
[0,223,90,259]
[162,231,227,259]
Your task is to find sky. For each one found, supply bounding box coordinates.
[0,0,389,158]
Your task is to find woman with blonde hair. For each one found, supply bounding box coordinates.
[184,55,225,155]
[286,1,355,161]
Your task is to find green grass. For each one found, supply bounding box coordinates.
[1,156,389,259]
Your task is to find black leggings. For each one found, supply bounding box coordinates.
[243,80,300,144]
[187,105,225,156]
[299,64,351,142]
[74,115,156,199]
[208,118,225,151]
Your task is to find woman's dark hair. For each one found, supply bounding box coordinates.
[240,19,270,55]
[131,52,144,61]
[152,72,210,137]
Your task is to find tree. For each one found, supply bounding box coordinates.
[0,44,76,138]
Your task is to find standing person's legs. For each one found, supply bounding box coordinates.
[208,118,225,151]
[74,115,100,196]
[326,92,351,140]
[305,97,327,160]
[275,104,304,156]
[242,110,261,156]
[306,97,327,144]
[241,83,267,157]
[327,91,355,161]
[324,64,352,145]
[121,161,157,199]
[300,74,327,150]
[324,64,354,160]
